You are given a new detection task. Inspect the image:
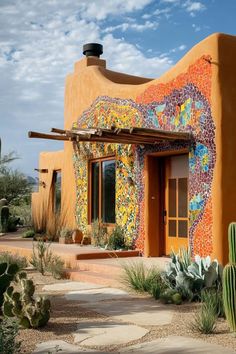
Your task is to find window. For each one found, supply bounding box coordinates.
[52,170,61,213]
[89,157,116,224]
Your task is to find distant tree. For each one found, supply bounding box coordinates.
[0,138,19,174]
[0,138,32,204]
[0,169,33,205]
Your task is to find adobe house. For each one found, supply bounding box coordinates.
[30,33,236,264]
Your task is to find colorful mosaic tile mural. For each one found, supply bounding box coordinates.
[73,55,215,256]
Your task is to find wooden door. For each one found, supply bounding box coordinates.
[165,154,189,255]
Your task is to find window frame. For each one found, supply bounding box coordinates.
[88,155,116,226]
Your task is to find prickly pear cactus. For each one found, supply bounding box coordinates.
[223,222,236,331]
[2,272,51,328]
[0,261,19,307]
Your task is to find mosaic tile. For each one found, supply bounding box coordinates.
[72,56,215,256]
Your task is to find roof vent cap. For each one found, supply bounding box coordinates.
[83,43,103,58]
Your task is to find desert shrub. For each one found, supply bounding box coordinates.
[108,225,126,250]
[46,254,65,280]
[59,228,73,242]
[0,318,21,354]
[10,203,32,227]
[30,239,64,279]
[0,252,27,271]
[162,248,223,301]
[122,261,163,294]
[91,219,108,247]
[7,216,20,232]
[23,229,35,238]
[191,294,217,334]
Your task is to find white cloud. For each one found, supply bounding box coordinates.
[103,34,172,78]
[77,0,154,20]
[103,20,159,33]
[161,0,179,3]
[183,1,206,16]
[192,23,201,32]
[0,0,174,176]
[142,7,171,19]
[178,44,187,51]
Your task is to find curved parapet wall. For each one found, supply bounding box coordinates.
[29,33,236,264]
[73,55,215,256]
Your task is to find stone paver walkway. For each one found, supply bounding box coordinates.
[65,287,129,302]
[78,298,174,326]
[122,336,236,354]
[43,281,104,292]
[33,280,236,354]
[74,321,148,346]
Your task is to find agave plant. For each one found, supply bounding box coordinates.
[162,248,223,301]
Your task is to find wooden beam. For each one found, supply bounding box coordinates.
[34,168,48,173]
[51,128,66,134]
[29,126,192,145]
[28,131,70,141]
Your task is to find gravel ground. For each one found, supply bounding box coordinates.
[17,271,236,353]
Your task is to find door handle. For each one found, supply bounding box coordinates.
[163,210,167,225]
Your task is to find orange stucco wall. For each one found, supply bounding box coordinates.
[32,33,236,264]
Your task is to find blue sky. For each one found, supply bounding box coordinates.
[0,0,235,176]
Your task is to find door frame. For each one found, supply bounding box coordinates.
[144,148,189,257]
[164,155,189,255]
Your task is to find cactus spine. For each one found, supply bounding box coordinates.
[2,272,51,328]
[223,222,236,331]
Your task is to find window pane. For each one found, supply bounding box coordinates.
[54,171,61,213]
[178,178,188,217]
[91,162,99,221]
[178,220,188,238]
[168,179,176,217]
[169,220,176,237]
[102,160,115,223]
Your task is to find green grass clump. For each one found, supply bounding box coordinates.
[121,261,162,294]
[23,229,35,238]
[201,289,225,318]
[191,291,217,334]
[0,252,27,271]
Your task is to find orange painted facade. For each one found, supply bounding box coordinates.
[32,33,236,264]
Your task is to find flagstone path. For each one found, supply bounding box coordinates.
[32,281,236,354]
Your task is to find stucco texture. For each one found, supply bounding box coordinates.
[32,33,236,264]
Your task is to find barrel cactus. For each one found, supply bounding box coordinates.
[223,222,236,331]
[0,262,19,307]
[2,272,51,328]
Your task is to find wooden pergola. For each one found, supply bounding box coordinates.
[28,127,191,145]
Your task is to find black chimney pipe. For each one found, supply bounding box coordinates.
[83,43,103,58]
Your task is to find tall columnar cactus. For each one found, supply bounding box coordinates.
[2,272,51,328]
[1,205,9,233]
[0,199,7,232]
[0,262,19,307]
[223,222,236,331]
